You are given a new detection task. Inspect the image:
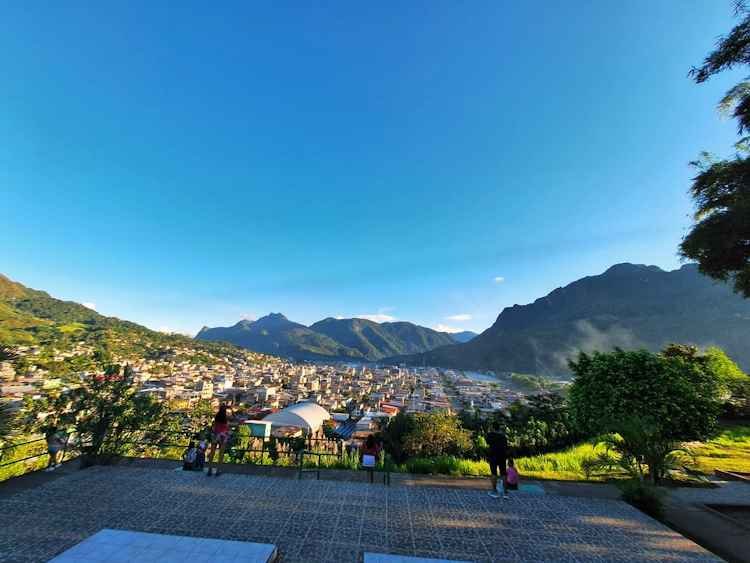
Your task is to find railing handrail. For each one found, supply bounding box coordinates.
[0,437,46,452]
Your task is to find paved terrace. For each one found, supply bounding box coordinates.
[0,464,719,563]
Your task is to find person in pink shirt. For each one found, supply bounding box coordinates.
[206,404,230,477]
[503,458,519,499]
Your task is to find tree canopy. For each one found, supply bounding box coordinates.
[682,3,750,296]
[568,348,722,442]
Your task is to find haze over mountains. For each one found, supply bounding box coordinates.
[196,315,470,361]
[391,263,750,375]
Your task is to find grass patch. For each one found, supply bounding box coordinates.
[58,322,86,334]
[516,440,615,481]
[689,425,750,474]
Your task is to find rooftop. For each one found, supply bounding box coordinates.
[0,462,718,562]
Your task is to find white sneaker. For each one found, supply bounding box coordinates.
[44,466,56,472]
[503,494,510,500]
[487,491,500,499]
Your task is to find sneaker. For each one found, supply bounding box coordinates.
[503,494,510,500]
[214,470,221,477]
[206,468,213,476]
[487,491,500,499]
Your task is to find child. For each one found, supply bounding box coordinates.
[182,441,198,471]
[195,438,207,471]
[503,458,519,499]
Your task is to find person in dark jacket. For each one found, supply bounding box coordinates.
[485,426,508,498]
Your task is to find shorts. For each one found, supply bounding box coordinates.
[488,457,507,477]
[48,446,62,455]
[212,431,229,445]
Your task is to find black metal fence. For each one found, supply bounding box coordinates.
[0,426,391,485]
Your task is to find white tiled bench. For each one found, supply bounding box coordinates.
[48,529,278,563]
[364,554,471,563]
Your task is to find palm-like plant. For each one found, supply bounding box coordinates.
[581,417,693,484]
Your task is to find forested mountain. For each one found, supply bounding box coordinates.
[310,317,456,360]
[197,315,458,361]
[0,274,249,376]
[388,264,750,376]
[449,331,478,343]
[196,314,365,361]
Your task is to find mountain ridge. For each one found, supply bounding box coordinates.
[197,315,461,361]
[387,262,750,374]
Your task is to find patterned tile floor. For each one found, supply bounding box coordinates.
[0,466,719,562]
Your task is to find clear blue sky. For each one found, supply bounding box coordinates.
[1,2,744,335]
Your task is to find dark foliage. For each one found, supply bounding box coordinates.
[683,4,750,296]
[568,348,722,442]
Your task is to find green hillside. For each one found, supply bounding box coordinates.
[0,274,252,377]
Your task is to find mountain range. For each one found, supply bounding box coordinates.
[389,263,750,375]
[6,262,750,377]
[196,315,474,361]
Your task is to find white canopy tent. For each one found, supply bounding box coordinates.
[262,401,331,433]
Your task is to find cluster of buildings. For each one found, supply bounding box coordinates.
[1,339,539,444]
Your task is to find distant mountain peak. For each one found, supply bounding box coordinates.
[262,313,287,320]
[603,263,663,275]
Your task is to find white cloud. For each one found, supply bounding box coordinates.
[434,323,462,333]
[446,313,472,321]
[159,326,192,337]
[356,314,396,323]
[493,276,505,283]
[240,313,255,321]
[82,302,97,310]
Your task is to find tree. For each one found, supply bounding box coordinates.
[665,345,750,419]
[568,349,722,442]
[24,362,171,463]
[681,4,750,296]
[401,412,471,459]
[185,399,215,436]
[381,411,414,463]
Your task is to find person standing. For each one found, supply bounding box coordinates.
[206,404,230,477]
[485,425,508,499]
[44,426,66,472]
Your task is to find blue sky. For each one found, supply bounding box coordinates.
[1,2,745,335]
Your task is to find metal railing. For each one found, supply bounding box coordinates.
[0,426,391,485]
[0,435,80,482]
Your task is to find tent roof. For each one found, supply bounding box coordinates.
[262,402,331,432]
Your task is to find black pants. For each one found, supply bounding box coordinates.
[488,456,507,477]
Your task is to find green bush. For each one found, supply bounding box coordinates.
[619,479,665,519]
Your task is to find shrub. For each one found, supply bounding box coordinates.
[619,479,665,519]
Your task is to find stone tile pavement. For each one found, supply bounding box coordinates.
[0,465,720,562]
